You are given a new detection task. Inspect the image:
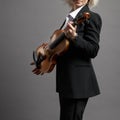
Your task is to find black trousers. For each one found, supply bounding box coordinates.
[59,95,88,120]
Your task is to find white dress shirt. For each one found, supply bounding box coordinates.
[62,5,84,29]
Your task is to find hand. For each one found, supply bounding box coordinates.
[64,21,78,40]
[30,62,43,75]
[32,67,42,75]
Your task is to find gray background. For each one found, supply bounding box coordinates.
[0,0,120,120]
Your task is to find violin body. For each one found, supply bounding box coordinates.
[35,30,69,74]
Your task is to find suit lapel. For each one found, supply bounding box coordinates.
[60,5,90,30]
[76,5,90,19]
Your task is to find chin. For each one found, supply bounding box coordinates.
[75,4,82,8]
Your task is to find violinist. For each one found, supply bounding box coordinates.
[32,0,102,120]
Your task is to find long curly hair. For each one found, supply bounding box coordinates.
[63,0,99,8]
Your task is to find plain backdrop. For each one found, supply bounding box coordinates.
[0,0,120,120]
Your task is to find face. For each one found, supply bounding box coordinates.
[71,0,88,9]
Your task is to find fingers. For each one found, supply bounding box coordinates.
[32,68,41,75]
[31,61,44,75]
[67,22,76,31]
[66,22,77,33]
[32,67,44,75]
[65,22,77,39]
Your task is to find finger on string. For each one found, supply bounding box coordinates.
[74,25,77,30]
[67,22,76,30]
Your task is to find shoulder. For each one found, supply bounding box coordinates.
[89,11,102,26]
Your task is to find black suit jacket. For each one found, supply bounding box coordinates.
[56,5,102,98]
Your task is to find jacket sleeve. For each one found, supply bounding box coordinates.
[71,12,102,58]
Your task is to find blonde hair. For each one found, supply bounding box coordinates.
[88,0,99,8]
[63,0,99,8]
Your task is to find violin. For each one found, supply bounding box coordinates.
[32,12,90,75]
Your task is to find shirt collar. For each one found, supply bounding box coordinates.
[69,5,85,19]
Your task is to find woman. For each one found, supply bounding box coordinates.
[56,0,102,120]
[32,0,102,120]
